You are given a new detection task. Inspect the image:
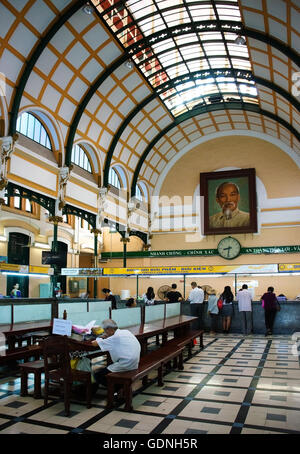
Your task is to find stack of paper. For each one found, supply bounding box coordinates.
[72,320,96,334]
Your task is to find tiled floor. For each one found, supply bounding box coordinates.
[0,334,300,434]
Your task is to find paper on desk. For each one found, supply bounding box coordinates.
[72,320,96,334]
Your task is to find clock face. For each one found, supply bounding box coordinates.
[217,236,241,260]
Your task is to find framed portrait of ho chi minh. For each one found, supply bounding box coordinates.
[200,168,258,236]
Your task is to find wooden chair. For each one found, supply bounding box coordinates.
[43,336,92,416]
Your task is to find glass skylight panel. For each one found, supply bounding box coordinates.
[166,63,188,79]
[94,0,258,117]
[139,16,165,36]
[189,5,216,21]
[159,50,182,66]
[198,32,223,41]
[180,45,204,59]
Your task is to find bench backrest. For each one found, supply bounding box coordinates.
[166,302,181,318]
[111,307,141,328]
[144,304,165,323]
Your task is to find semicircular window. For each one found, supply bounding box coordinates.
[16,112,52,149]
[71,144,92,173]
[108,167,122,189]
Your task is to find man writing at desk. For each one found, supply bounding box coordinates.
[209,181,250,229]
[91,319,141,393]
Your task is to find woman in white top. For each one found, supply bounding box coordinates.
[142,286,155,305]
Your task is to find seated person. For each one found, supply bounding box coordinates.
[91,319,141,393]
[277,294,287,302]
[102,288,117,309]
[142,287,155,305]
[126,298,136,308]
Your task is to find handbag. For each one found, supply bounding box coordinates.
[217,297,223,310]
[276,301,281,311]
[71,355,95,384]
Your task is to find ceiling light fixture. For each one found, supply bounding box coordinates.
[234,34,246,45]
[125,59,133,70]
[82,2,93,15]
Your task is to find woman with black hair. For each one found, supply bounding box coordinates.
[261,286,279,336]
[220,285,234,334]
[142,286,155,305]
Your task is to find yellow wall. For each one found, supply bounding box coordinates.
[160,136,300,199]
[105,273,300,301]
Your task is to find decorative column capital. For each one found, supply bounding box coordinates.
[48,215,63,224]
[91,228,102,235]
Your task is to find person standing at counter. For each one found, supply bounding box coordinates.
[220,286,234,334]
[165,284,183,303]
[187,282,204,330]
[102,288,117,310]
[261,286,279,336]
[236,284,253,335]
[207,288,219,334]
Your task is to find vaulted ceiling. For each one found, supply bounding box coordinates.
[0,0,299,199]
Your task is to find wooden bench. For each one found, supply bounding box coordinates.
[106,344,184,411]
[164,329,204,359]
[0,345,42,366]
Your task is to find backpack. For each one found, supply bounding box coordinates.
[217,297,223,310]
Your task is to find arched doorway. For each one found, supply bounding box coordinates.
[7,232,30,297]
[55,241,68,294]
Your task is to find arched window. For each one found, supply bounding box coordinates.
[71,144,92,173]
[16,112,52,149]
[135,184,143,201]
[108,167,121,189]
[136,181,148,202]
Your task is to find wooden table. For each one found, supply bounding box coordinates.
[0,321,52,352]
[124,315,198,355]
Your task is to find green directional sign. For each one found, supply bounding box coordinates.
[101,245,300,259]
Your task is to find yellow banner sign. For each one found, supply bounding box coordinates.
[103,264,278,275]
[278,263,300,272]
[103,265,235,275]
[0,264,50,274]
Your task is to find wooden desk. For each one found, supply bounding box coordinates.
[0,321,52,352]
[123,316,198,355]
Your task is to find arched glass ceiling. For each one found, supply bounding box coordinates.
[92,0,258,117]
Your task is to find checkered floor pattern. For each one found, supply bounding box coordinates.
[0,334,300,434]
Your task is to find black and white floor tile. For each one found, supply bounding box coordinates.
[0,334,300,434]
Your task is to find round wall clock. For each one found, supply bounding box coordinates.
[217,236,241,260]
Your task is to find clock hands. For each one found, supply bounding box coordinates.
[223,246,232,257]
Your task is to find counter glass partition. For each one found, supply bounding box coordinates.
[111,307,142,328]
[14,303,52,323]
[145,304,165,323]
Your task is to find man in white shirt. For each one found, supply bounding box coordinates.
[236,284,253,335]
[91,319,141,391]
[187,282,204,330]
